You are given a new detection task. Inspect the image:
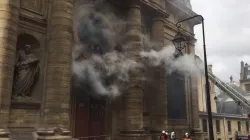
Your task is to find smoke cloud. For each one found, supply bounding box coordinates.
[72,0,139,97]
[140,46,204,76]
[72,0,204,97]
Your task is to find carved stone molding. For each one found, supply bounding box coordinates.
[10,100,41,110]
[20,0,48,26]
[21,0,44,14]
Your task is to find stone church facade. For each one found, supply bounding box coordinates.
[0,0,202,140]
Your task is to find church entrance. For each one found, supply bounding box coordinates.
[72,85,107,140]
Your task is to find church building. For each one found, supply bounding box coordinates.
[0,0,202,139]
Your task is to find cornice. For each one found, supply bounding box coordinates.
[19,14,47,34]
[165,0,201,26]
[164,20,197,44]
[240,79,250,83]
[199,112,248,120]
[140,0,169,18]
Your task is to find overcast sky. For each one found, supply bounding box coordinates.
[191,0,250,82]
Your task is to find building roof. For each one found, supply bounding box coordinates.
[216,83,250,115]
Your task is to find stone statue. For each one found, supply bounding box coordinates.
[12,44,40,99]
[230,75,233,83]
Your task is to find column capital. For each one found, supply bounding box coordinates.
[152,17,165,23]
[153,9,169,19]
[127,0,141,9]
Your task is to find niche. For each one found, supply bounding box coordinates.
[11,33,41,109]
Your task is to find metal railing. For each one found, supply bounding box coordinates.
[208,71,250,112]
[76,135,108,140]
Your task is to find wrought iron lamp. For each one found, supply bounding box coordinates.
[172,30,187,56]
[172,26,188,58]
[173,15,214,140]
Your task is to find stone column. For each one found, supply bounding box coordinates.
[151,16,164,46]
[120,1,148,140]
[150,15,168,132]
[36,0,73,139]
[0,0,20,139]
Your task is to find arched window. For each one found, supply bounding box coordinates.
[167,71,187,119]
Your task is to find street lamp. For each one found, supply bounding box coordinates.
[172,30,187,56]
[172,15,214,140]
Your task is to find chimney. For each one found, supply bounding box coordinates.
[240,61,244,80]
[208,65,213,72]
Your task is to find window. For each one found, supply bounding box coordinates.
[227,121,231,132]
[238,121,241,132]
[202,119,208,132]
[167,71,187,119]
[246,121,249,132]
[216,120,220,132]
[245,84,250,91]
[247,75,250,79]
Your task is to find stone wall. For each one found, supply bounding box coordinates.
[200,115,250,140]
[0,0,74,139]
[197,64,217,113]
[9,109,40,128]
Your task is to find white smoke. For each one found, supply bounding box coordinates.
[72,50,141,97]
[72,0,204,98]
[140,46,204,76]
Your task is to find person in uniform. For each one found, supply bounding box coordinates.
[182,132,192,140]
[170,131,179,140]
[165,131,170,140]
[160,130,166,140]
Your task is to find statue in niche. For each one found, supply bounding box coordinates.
[12,44,40,100]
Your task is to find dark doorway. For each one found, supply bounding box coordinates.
[72,80,107,140]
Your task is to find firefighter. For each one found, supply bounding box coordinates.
[165,131,170,140]
[182,132,192,140]
[160,130,166,140]
[170,131,179,140]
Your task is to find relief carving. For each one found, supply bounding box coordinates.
[12,44,40,100]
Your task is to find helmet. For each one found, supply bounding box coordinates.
[165,132,169,135]
[162,130,165,134]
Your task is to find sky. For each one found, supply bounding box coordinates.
[191,0,250,82]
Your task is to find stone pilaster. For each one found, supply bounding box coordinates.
[0,0,20,139]
[150,15,168,132]
[37,0,73,139]
[120,1,149,140]
[188,43,202,138]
